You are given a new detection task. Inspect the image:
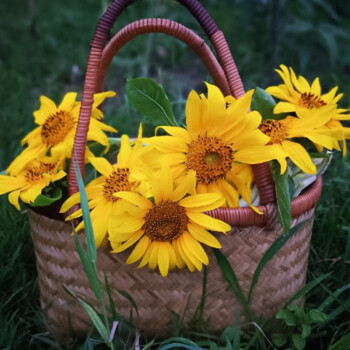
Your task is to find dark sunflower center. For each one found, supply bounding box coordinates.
[143,200,188,242]
[103,168,132,202]
[41,110,75,146]
[186,136,233,184]
[24,161,57,183]
[259,119,287,144]
[299,92,326,109]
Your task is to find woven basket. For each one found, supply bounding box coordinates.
[28,0,323,342]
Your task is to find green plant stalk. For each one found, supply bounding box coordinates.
[73,159,113,347]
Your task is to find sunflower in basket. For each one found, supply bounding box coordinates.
[0,157,66,210]
[142,83,286,212]
[6,91,117,175]
[1,91,118,210]
[109,163,231,277]
[61,128,151,247]
[267,64,350,155]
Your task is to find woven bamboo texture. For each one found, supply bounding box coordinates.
[29,206,314,341]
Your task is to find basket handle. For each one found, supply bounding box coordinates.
[96,18,231,96]
[68,0,275,207]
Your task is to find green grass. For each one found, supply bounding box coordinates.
[1,0,350,349]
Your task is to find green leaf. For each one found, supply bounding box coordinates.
[287,304,306,323]
[78,298,109,343]
[271,333,287,347]
[73,160,97,263]
[251,87,286,120]
[247,220,304,304]
[308,309,328,323]
[301,323,311,338]
[126,78,177,127]
[292,333,306,350]
[284,272,332,307]
[31,187,62,207]
[214,249,252,320]
[117,290,139,316]
[276,309,297,326]
[73,232,104,301]
[328,333,350,350]
[271,161,292,233]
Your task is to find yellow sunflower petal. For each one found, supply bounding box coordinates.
[145,135,188,153]
[173,238,195,271]
[59,92,78,109]
[92,91,116,110]
[187,223,222,248]
[156,162,173,202]
[172,171,196,202]
[19,183,44,204]
[310,78,321,96]
[112,230,144,253]
[158,242,170,277]
[116,135,131,166]
[156,126,192,145]
[187,212,231,233]
[126,235,150,264]
[88,157,114,177]
[179,193,225,212]
[114,191,152,209]
[34,96,57,124]
[137,243,154,268]
[182,232,209,265]
[148,241,160,270]
[8,189,22,210]
[186,90,204,138]
[60,192,81,213]
[179,235,202,270]
[274,102,296,114]
[205,82,226,117]
[282,140,316,174]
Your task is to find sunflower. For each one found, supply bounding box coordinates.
[266,65,350,154]
[108,164,231,277]
[60,130,150,248]
[266,65,344,113]
[142,83,284,210]
[0,157,66,210]
[258,105,343,174]
[6,91,117,175]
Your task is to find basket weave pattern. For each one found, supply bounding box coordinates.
[29,207,314,339]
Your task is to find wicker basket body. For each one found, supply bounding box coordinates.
[29,204,315,340]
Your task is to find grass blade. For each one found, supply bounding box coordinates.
[118,290,139,316]
[284,272,332,307]
[318,283,350,312]
[73,159,97,263]
[247,220,308,304]
[214,249,252,320]
[328,333,350,350]
[73,231,104,301]
[324,298,350,323]
[105,274,118,321]
[78,298,109,343]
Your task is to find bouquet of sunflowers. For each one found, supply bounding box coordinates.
[0,65,349,277]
